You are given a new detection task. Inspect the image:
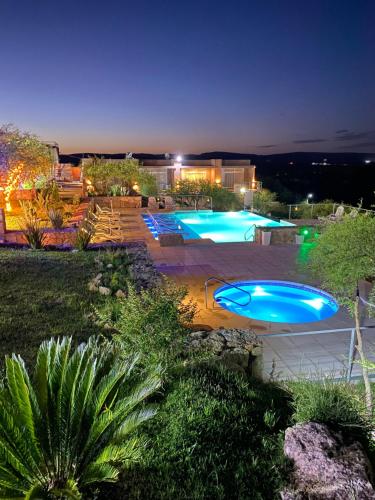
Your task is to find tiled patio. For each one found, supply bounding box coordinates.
[147,239,375,380]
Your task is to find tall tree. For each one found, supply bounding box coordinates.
[84,158,157,196]
[308,215,375,412]
[0,125,53,210]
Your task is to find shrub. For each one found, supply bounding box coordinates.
[19,201,45,249]
[40,179,60,203]
[291,200,335,219]
[0,336,161,499]
[288,378,370,442]
[94,249,133,294]
[108,184,123,196]
[48,207,64,229]
[210,184,242,211]
[253,188,278,214]
[84,158,157,196]
[75,217,94,250]
[114,365,291,499]
[139,171,158,196]
[173,179,241,211]
[72,194,81,205]
[96,282,197,367]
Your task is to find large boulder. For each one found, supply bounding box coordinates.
[282,422,375,499]
[185,327,262,376]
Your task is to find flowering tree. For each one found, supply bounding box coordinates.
[0,125,54,210]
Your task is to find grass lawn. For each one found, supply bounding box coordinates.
[0,250,105,367]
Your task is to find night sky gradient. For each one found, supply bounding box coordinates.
[1,0,374,153]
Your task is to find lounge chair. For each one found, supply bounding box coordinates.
[164,196,176,210]
[318,205,345,223]
[348,208,359,218]
[148,197,159,210]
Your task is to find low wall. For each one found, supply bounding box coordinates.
[0,189,35,207]
[255,226,298,245]
[4,228,77,246]
[93,196,142,209]
[0,202,90,246]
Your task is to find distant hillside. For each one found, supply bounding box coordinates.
[60,150,375,167]
[59,150,375,207]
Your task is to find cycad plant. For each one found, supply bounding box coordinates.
[0,337,161,499]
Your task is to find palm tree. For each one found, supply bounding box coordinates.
[0,336,161,499]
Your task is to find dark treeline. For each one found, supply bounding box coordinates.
[257,163,375,207]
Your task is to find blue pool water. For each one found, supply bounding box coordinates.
[214,281,339,323]
[142,210,294,243]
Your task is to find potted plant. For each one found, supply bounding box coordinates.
[295,233,304,244]
[261,229,272,245]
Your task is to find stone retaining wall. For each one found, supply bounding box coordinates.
[93,196,142,209]
[4,228,77,246]
[255,226,298,245]
[185,328,263,377]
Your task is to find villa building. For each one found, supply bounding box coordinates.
[139,158,257,192]
[59,154,258,193]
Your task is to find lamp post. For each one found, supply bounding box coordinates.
[306,193,313,204]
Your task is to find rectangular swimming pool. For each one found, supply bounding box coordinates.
[142,210,294,243]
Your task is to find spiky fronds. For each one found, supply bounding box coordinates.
[0,337,161,498]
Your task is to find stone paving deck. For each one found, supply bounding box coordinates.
[147,239,375,381]
[107,207,375,381]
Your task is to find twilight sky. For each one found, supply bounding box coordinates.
[1,0,374,154]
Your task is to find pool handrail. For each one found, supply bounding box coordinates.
[204,276,252,309]
[145,210,186,234]
[244,224,257,241]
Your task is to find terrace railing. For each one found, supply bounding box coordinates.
[257,325,375,382]
[287,202,375,220]
[166,193,213,211]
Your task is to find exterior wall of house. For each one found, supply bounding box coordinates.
[76,157,257,192]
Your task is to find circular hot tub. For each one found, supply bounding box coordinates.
[214,280,339,323]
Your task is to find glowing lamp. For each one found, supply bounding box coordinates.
[240,187,246,194]
[132,183,139,191]
[215,178,221,184]
[176,155,182,163]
